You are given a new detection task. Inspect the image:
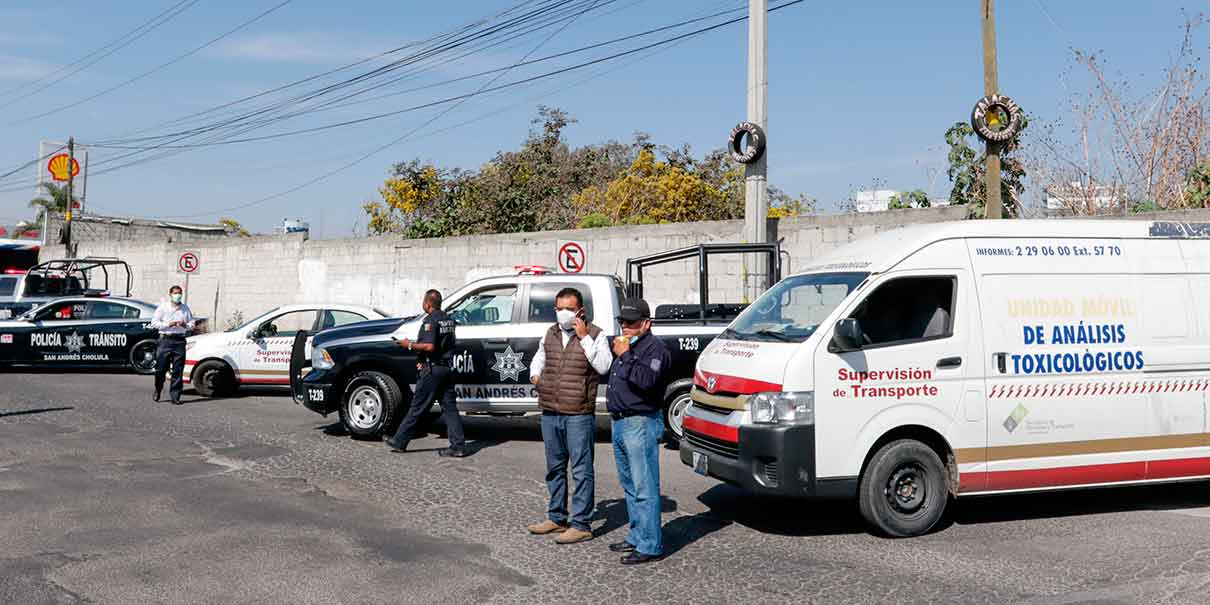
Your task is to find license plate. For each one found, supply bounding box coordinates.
[0,310,10,319]
[692,451,708,476]
[308,388,325,402]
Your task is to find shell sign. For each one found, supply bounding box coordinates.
[47,153,80,182]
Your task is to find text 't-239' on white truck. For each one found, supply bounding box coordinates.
[291,244,781,441]
[682,220,1210,537]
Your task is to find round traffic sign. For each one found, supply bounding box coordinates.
[558,242,585,273]
[178,252,200,273]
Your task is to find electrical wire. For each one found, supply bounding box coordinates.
[0,0,201,109]
[9,0,296,126]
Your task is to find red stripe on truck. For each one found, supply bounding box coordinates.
[683,416,739,443]
[693,370,781,395]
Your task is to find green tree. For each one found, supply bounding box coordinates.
[887,189,930,210]
[27,182,77,225]
[945,119,1027,217]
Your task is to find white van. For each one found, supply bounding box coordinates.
[681,219,1210,537]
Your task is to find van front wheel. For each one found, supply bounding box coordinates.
[858,439,948,538]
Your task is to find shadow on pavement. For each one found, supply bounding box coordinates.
[0,406,74,419]
[949,480,1210,527]
[593,496,679,539]
[695,484,867,537]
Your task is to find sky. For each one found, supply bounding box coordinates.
[0,1,1202,237]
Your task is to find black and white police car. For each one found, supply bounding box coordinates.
[0,296,160,373]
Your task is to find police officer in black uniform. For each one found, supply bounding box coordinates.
[385,289,467,457]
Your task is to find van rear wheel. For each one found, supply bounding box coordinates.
[858,439,948,538]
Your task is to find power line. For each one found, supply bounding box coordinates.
[84,1,749,156]
[148,0,801,220]
[159,0,606,219]
[9,0,296,126]
[87,0,604,150]
[0,0,201,109]
[79,0,616,171]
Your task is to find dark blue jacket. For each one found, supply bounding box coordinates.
[606,332,671,417]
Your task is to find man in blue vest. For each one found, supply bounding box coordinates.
[606,298,671,565]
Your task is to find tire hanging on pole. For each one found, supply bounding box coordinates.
[729,122,766,164]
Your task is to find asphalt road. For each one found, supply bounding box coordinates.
[5,371,1210,603]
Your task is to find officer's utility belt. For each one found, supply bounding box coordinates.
[422,360,450,367]
[158,334,187,341]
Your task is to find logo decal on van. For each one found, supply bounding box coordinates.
[706,376,717,393]
[1002,403,1029,433]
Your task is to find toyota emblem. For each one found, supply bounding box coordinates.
[706,376,718,393]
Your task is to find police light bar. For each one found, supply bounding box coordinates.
[3,268,26,274]
[83,290,111,297]
[515,265,552,275]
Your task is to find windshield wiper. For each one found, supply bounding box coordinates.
[753,328,794,342]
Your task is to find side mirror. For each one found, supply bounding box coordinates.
[829,318,863,353]
[246,329,259,340]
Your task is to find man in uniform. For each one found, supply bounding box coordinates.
[606,298,671,565]
[385,289,467,457]
[526,287,612,544]
[149,284,195,405]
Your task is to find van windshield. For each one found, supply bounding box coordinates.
[724,272,868,343]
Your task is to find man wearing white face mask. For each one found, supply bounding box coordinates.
[149,284,195,404]
[526,287,612,544]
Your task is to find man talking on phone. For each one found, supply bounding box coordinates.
[526,287,612,544]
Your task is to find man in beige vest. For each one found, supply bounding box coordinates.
[526,287,612,544]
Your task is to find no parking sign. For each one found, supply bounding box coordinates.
[557,241,585,273]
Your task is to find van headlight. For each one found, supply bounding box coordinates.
[312,347,334,370]
[749,391,814,425]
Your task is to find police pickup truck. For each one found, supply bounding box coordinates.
[292,244,781,441]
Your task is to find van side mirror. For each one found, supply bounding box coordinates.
[246,329,259,340]
[829,318,863,353]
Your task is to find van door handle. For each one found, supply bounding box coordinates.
[993,352,1007,374]
[937,356,963,369]
[484,339,508,344]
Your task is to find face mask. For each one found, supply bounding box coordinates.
[556,309,576,331]
[628,335,639,345]
[171,293,183,304]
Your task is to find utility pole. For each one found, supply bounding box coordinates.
[981,0,1003,219]
[743,0,769,297]
[64,137,75,257]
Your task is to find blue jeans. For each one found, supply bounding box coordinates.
[611,413,664,556]
[541,412,596,532]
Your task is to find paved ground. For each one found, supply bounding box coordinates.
[5,372,1210,604]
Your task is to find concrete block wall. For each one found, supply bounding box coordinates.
[45,206,967,328]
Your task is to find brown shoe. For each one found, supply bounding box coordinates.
[553,527,593,544]
[527,520,568,535]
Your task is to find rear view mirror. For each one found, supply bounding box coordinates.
[829,318,863,353]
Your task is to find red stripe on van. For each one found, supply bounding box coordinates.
[960,456,1210,492]
[683,416,739,443]
[693,370,781,395]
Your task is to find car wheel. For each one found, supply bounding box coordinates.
[339,371,402,438]
[192,360,236,398]
[858,439,949,538]
[663,388,692,447]
[129,339,158,375]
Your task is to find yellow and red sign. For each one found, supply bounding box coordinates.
[47,153,80,181]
